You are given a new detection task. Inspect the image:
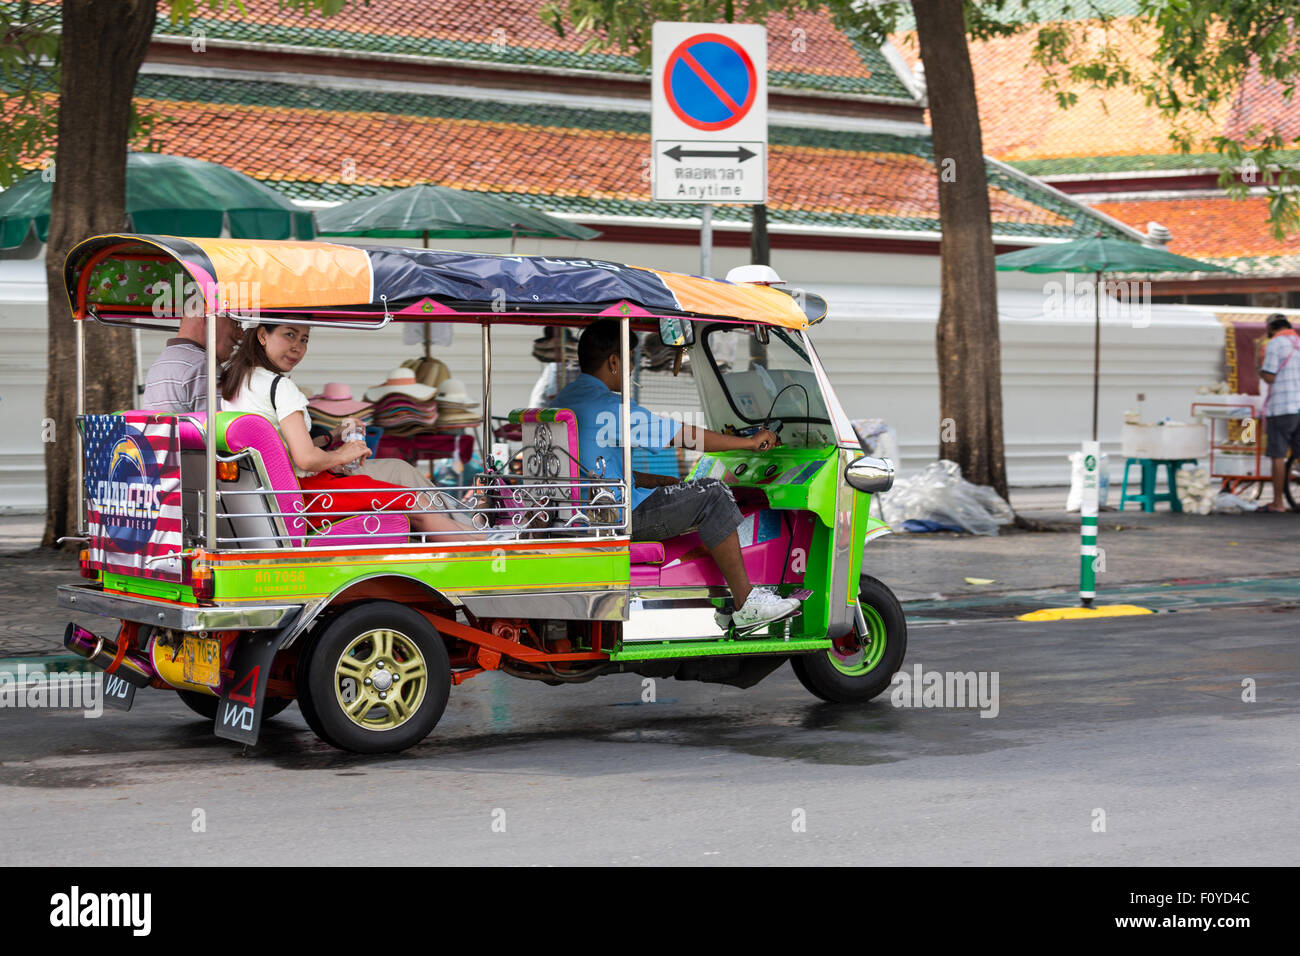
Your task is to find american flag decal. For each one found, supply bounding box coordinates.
[80,413,184,582]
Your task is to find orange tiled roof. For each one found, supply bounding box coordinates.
[1090,195,1299,262]
[5,0,917,96]
[131,91,1065,227]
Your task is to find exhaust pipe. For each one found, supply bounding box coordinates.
[63,623,154,688]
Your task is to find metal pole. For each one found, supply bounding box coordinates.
[620,316,632,536]
[422,230,432,359]
[205,311,217,550]
[1093,271,1101,442]
[75,317,86,535]
[481,321,492,471]
[750,202,769,266]
[700,204,713,277]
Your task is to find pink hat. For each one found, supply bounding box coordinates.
[308,382,373,416]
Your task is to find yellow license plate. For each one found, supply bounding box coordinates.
[181,636,222,687]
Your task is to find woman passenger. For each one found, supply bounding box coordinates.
[218,323,487,540]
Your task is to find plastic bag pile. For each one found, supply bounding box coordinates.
[879,460,1015,536]
[1175,465,1215,515]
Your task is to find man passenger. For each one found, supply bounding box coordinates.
[550,319,801,629]
[142,312,238,413]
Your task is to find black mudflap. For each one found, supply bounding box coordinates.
[214,631,281,745]
[101,673,138,711]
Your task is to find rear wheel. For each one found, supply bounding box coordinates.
[177,689,291,721]
[297,602,450,754]
[792,574,907,703]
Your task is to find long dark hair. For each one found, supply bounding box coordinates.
[218,323,287,402]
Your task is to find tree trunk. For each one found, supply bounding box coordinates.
[911,0,1009,500]
[41,0,156,548]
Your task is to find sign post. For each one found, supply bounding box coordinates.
[1079,440,1100,606]
[652,22,767,274]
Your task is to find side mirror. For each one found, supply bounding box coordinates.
[658,316,694,348]
[845,455,894,494]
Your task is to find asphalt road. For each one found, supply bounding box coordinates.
[2,603,1296,866]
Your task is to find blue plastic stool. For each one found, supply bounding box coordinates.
[1119,458,1197,512]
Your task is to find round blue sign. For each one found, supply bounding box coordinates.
[663,33,757,132]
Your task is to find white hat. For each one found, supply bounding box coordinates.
[435,378,478,406]
[364,369,436,402]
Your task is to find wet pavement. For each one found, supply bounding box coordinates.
[1,603,1295,865]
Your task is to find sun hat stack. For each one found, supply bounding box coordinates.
[306,383,374,431]
[363,368,439,436]
[433,378,481,430]
[531,327,578,365]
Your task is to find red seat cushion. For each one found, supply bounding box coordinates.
[630,541,665,565]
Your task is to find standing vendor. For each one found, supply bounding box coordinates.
[1259,313,1300,512]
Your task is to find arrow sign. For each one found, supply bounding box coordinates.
[663,144,758,162]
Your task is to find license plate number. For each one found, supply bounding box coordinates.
[181,636,222,687]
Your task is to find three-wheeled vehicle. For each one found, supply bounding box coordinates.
[57,234,905,753]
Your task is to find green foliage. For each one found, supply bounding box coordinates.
[0,0,60,187]
[0,0,362,186]
[1027,1,1299,239]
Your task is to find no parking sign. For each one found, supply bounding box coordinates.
[652,22,767,203]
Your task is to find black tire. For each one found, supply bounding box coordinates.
[177,689,292,721]
[791,574,907,703]
[296,602,450,754]
[1286,453,1300,511]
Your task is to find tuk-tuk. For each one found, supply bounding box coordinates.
[57,234,905,753]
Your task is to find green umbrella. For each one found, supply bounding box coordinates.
[317,184,600,356]
[314,184,600,244]
[0,152,315,248]
[996,235,1234,440]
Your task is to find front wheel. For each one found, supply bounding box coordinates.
[1286,453,1300,511]
[792,574,907,703]
[297,602,451,754]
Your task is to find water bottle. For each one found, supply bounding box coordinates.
[340,419,366,474]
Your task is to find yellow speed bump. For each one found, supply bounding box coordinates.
[1017,604,1154,622]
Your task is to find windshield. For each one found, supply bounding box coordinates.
[699,324,835,448]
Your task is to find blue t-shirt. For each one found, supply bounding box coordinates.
[549,373,681,510]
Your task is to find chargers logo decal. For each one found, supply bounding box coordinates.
[85,420,163,554]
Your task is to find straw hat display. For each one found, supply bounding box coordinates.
[434,378,482,427]
[364,368,436,403]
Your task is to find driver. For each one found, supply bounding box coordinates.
[550,319,801,630]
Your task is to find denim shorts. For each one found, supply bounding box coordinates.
[631,478,742,550]
[1265,414,1300,459]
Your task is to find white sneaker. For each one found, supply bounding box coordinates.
[731,587,801,631]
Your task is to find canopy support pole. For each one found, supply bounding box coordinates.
[205,311,218,551]
[75,317,86,536]
[620,317,632,537]
[481,321,492,473]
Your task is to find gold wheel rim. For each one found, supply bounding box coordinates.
[333,628,428,732]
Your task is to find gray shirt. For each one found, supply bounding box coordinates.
[142,338,209,413]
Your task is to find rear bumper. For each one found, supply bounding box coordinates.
[58,584,300,632]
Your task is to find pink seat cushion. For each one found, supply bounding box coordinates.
[630,541,665,565]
